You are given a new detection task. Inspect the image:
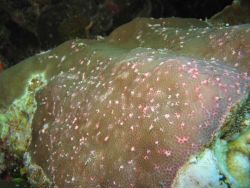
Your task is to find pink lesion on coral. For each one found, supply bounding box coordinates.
[29,48,248,187]
[175,136,190,144]
[157,148,172,157]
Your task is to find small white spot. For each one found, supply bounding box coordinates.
[104,136,109,142]
[164,114,170,119]
[61,56,66,62]
[131,147,135,151]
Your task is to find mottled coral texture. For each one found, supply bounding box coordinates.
[31,50,248,187]
[0,17,249,187]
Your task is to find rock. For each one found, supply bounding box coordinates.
[0,17,249,187]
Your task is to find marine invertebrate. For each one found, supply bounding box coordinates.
[0,17,249,187]
[28,49,248,187]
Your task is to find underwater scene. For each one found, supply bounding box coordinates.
[0,0,249,187]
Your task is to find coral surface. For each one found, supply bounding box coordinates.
[0,16,249,188]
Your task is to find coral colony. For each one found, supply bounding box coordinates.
[0,9,250,188]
